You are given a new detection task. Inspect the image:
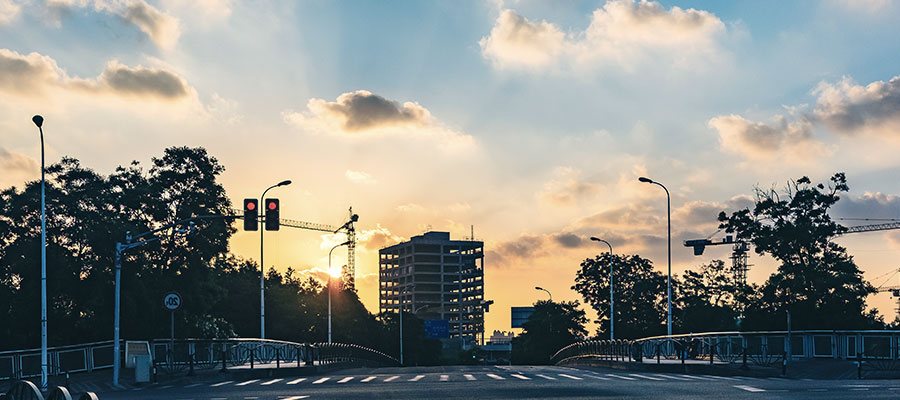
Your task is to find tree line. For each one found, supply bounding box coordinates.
[513,173,886,364]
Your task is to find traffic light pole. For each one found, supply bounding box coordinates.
[259,186,275,340]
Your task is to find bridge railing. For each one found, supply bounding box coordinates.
[551,330,900,369]
[1,338,399,382]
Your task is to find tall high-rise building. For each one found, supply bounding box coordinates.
[379,231,486,344]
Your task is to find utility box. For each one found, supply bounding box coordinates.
[134,354,151,383]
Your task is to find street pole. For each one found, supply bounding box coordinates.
[259,180,291,339]
[113,240,124,387]
[328,241,350,344]
[31,115,48,391]
[399,285,414,366]
[590,238,613,341]
[639,177,672,337]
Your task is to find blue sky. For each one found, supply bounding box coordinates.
[3,0,900,333]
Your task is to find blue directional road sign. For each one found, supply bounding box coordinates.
[511,307,535,328]
[425,319,450,338]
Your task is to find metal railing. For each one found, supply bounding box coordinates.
[552,330,900,372]
[1,338,398,382]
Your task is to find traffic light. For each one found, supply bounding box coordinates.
[264,198,280,231]
[243,199,258,231]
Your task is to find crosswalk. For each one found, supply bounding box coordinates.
[130,371,782,392]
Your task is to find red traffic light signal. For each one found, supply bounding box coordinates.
[264,198,280,231]
[243,199,258,231]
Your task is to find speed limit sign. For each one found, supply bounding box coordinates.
[163,292,182,311]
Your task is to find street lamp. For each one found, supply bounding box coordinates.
[31,115,48,391]
[259,179,291,339]
[328,240,351,344]
[398,284,415,365]
[638,176,672,338]
[590,237,614,340]
[534,286,552,302]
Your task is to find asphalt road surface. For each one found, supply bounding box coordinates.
[93,365,900,399]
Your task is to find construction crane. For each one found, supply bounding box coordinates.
[231,206,360,289]
[873,267,900,314]
[684,221,900,287]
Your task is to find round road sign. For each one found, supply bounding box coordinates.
[163,292,182,311]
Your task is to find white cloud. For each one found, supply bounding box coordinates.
[708,114,826,160]
[283,90,476,152]
[479,0,726,72]
[538,166,604,206]
[0,0,21,24]
[0,147,38,173]
[45,0,180,49]
[813,75,900,138]
[345,169,377,185]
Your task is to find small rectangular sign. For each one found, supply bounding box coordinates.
[511,307,535,328]
[425,319,450,338]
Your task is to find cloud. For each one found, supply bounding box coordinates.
[479,0,726,72]
[45,0,180,49]
[0,0,21,24]
[0,148,38,173]
[538,166,604,206]
[357,224,403,251]
[708,114,826,160]
[813,75,900,138]
[345,170,377,185]
[0,49,193,100]
[283,90,476,151]
[833,192,900,220]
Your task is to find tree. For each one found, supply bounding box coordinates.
[718,173,880,330]
[677,260,741,332]
[572,253,668,339]
[511,300,587,365]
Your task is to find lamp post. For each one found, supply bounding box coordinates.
[638,176,672,338]
[534,286,552,302]
[31,115,48,391]
[328,240,351,344]
[399,284,415,365]
[259,180,291,339]
[590,237,614,341]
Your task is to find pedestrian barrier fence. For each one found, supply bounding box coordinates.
[0,338,398,382]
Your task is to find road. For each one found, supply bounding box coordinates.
[91,365,899,399]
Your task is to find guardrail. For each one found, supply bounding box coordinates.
[1,338,398,382]
[551,330,900,375]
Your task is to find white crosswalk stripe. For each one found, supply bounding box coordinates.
[184,383,203,388]
[654,374,690,381]
[558,374,583,380]
[536,374,557,380]
[702,375,739,381]
[210,381,233,387]
[584,374,610,380]
[235,380,259,386]
[511,374,531,380]
[337,377,354,383]
[384,375,400,382]
[312,377,330,384]
[287,378,306,385]
[464,374,476,381]
[606,374,637,381]
[361,376,377,382]
[629,374,664,381]
[409,375,426,382]
[486,373,505,380]
[678,374,714,380]
[440,374,449,382]
[279,396,310,400]
[261,379,282,385]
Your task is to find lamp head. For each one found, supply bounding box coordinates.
[638,177,652,183]
[590,237,601,241]
[350,214,359,222]
[32,115,43,128]
[341,240,352,246]
[535,286,543,291]
[277,180,292,187]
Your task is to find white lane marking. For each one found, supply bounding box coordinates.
[767,377,788,381]
[655,374,690,381]
[312,377,330,384]
[244,397,258,400]
[261,379,283,386]
[606,374,637,381]
[558,374,583,380]
[210,381,233,387]
[280,396,310,400]
[585,374,610,380]
[384,375,400,382]
[464,374,476,381]
[158,385,174,389]
[629,374,664,381]
[184,383,203,388]
[235,380,259,386]
[734,385,766,392]
[486,374,505,380]
[409,375,426,382]
[337,377,354,383]
[703,375,739,381]
[361,376,378,382]
[511,374,531,380]
[678,374,713,380]
[287,378,306,385]
[536,374,557,380]
[851,388,870,391]
[440,374,449,382]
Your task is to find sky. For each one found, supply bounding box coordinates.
[4,0,900,336]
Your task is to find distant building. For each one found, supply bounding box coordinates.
[487,330,514,345]
[379,231,486,344]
